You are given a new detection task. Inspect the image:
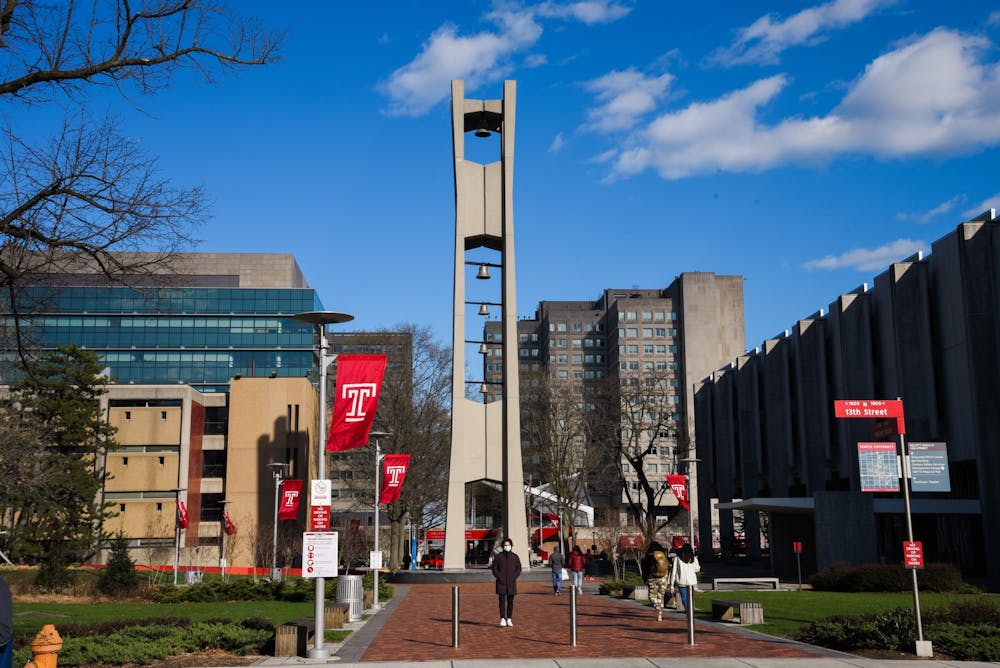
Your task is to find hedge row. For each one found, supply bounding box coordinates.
[796,598,1000,661]
[13,618,273,667]
[810,562,969,592]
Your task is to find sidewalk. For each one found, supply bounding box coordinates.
[240,580,991,667]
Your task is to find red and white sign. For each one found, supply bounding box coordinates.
[327,355,388,452]
[903,541,924,569]
[302,531,338,578]
[310,505,330,531]
[834,399,906,434]
[666,474,690,511]
[378,454,410,504]
[176,500,189,529]
[793,541,803,554]
[279,479,303,520]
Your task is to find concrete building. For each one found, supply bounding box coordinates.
[1,252,329,570]
[695,210,999,579]
[486,272,745,534]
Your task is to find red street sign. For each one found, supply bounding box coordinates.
[310,505,330,531]
[834,399,906,434]
[903,541,924,569]
[793,541,803,554]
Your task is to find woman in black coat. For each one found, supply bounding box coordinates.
[490,536,522,627]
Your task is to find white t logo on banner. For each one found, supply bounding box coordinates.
[342,383,377,422]
[386,465,406,486]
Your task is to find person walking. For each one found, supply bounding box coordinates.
[642,541,671,621]
[567,545,586,594]
[491,537,522,627]
[0,575,11,668]
[548,545,565,595]
[670,543,700,612]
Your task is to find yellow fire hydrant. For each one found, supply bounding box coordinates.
[24,624,62,668]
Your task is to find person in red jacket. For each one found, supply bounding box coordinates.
[567,545,586,593]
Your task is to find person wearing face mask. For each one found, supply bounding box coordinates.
[490,537,522,627]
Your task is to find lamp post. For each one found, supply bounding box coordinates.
[170,487,186,586]
[369,430,391,610]
[292,310,354,659]
[267,462,287,579]
[219,499,230,581]
[679,456,700,646]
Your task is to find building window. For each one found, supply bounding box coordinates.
[119,504,126,512]
[531,333,539,342]
[620,362,627,370]
[669,345,678,353]
[626,312,637,321]
[160,411,167,420]
[670,312,678,320]
[124,411,131,421]
[519,333,529,342]
[121,456,128,466]
[572,323,583,332]
[583,338,594,348]
[644,361,654,370]
[668,328,677,337]
[654,311,665,321]
[156,503,163,512]
[618,328,626,337]
[158,456,165,466]
[655,328,666,337]
[572,355,582,363]
[643,328,653,337]
[558,339,567,348]
[574,371,583,379]
[531,349,539,357]
[519,348,529,358]
[644,345,654,354]
[559,370,568,379]
[629,361,639,370]
[627,345,639,354]
[656,345,667,354]
[585,354,595,364]
[627,328,638,337]
[557,355,567,364]
[557,323,567,332]
[572,339,582,349]
[642,311,652,320]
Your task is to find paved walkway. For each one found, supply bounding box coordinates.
[353,581,822,662]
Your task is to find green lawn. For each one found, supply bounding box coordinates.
[685,590,979,638]
[13,600,315,640]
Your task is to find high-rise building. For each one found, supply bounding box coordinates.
[695,209,1000,579]
[484,272,745,532]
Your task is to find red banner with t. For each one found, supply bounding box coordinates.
[379,454,410,504]
[666,474,690,510]
[327,354,388,452]
[279,479,303,520]
[223,510,238,536]
[176,499,189,529]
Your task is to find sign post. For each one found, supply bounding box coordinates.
[793,541,803,591]
[833,398,931,657]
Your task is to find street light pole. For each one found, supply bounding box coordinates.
[369,431,391,611]
[679,456,700,647]
[171,487,186,586]
[292,310,353,660]
[268,463,287,580]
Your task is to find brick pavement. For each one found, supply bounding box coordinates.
[360,582,819,662]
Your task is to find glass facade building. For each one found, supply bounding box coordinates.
[1,253,324,392]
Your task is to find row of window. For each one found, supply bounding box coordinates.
[16,286,322,315]
[547,338,606,349]
[617,328,676,338]
[548,322,607,333]
[618,344,678,355]
[617,311,678,322]
[620,361,679,371]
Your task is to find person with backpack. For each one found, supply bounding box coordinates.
[642,541,672,621]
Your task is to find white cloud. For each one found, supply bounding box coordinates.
[964,193,1000,218]
[989,11,1000,27]
[584,68,673,132]
[379,2,630,116]
[535,1,633,25]
[606,29,1000,180]
[896,194,966,224]
[548,132,566,153]
[524,53,548,68]
[714,0,894,66]
[804,238,926,272]
[378,11,541,116]
[588,148,618,163]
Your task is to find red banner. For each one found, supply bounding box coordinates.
[379,454,410,504]
[176,500,189,529]
[666,474,690,510]
[223,510,238,536]
[279,479,303,520]
[327,355,388,452]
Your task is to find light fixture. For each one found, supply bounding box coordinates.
[480,383,489,394]
[475,127,491,138]
[478,303,489,316]
[479,343,488,355]
[476,263,491,280]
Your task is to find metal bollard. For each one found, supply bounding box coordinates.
[25,624,63,668]
[452,586,460,648]
[686,585,695,646]
[570,585,578,646]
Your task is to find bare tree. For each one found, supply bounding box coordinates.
[335,325,451,569]
[592,367,684,545]
[520,371,598,551]
[1,1,281,347]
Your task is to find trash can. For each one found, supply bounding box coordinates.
[183,570,203,584]
[336,574,363,622]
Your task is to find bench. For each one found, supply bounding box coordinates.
[712,577,780,590]
[711,599,764,625]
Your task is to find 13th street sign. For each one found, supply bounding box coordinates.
[834,399,906,434]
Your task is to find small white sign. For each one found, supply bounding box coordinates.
[369,550,383,569]
[302,531,338,578]
[311,480,332,506]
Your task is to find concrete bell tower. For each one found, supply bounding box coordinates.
[443,80,528,570]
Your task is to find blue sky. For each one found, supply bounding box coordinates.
[26,1,1000,354]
